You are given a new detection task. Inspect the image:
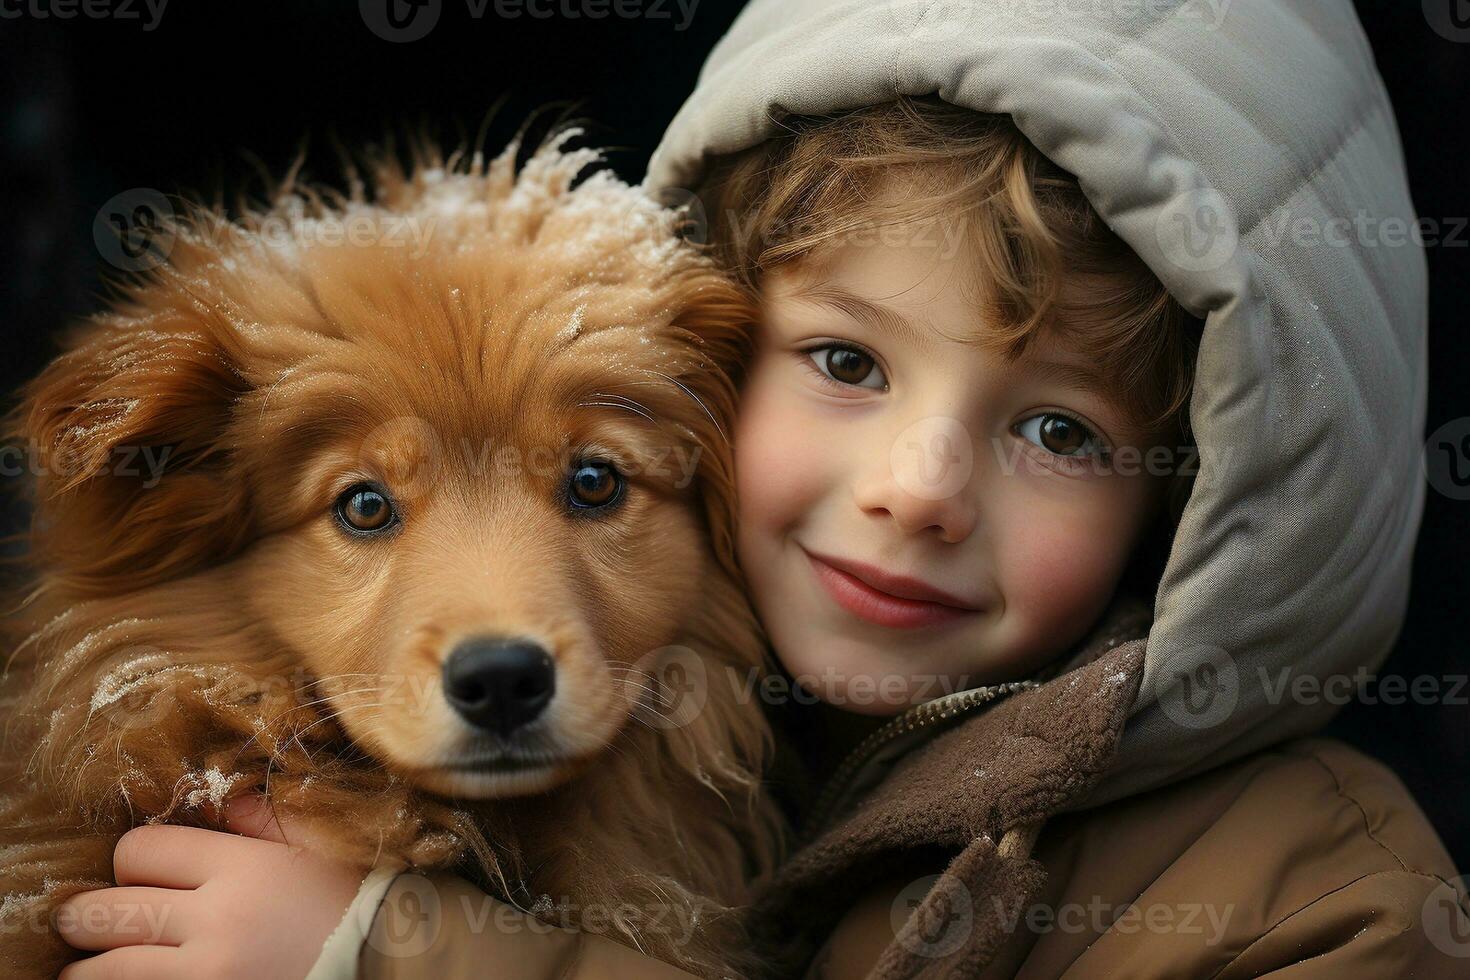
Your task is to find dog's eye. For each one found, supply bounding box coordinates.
[335,483,398,534]
[567,460,624,510]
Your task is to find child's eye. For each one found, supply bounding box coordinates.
[1015,412,1110,459]
[803,343,888,391]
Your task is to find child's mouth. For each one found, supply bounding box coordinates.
[800,546,983,630]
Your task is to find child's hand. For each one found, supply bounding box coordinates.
[55,796,366,980]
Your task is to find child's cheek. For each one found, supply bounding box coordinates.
[993,490,1135,663]
[733,369,827,538]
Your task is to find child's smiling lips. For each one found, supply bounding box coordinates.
[799,544,986,629]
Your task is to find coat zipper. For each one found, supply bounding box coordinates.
[800,678,1043,841]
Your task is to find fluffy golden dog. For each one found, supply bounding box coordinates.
[0,129,782,978]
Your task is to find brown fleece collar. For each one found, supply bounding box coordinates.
[752,595,1151,978]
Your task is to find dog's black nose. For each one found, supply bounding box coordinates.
[442,638,556,736]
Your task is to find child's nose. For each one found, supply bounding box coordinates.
[856,486,978,543]
[852,421,979,543]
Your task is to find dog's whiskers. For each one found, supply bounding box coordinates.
[608,682,677,713]
[282,687,386,713]
[284,699,387,755]
[645,371,726,446]
[604,664,682,708]
[579,393,658,425]
[227,686,385,768]
[256,364,302,428]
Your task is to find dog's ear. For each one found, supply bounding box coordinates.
[667,275,758,583]
[6,313,252,593]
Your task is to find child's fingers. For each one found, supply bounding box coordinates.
[57,943,184,980]
[55,886,191,951]
[111,824,275,888]
[221,793,291,845]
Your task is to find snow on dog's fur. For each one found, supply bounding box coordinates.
[0,129,783,978]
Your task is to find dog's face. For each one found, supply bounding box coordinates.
[238,272,726,797]
[16,139,754,798]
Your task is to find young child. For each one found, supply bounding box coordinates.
[55,2,1465,978]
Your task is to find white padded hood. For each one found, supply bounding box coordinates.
[645,0,1427,804]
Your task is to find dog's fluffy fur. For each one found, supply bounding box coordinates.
[0,131,782,978]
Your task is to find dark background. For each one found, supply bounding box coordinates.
[1,2,1465,866]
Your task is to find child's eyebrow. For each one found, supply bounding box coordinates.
[788,282,929,348]
[1020,358,1111,397]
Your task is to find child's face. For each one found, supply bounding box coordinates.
[734,229,1166,715]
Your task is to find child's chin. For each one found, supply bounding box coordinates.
[824,692,913,717]
[788,661,936,716]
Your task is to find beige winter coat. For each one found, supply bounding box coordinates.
[320,597,1465,978]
